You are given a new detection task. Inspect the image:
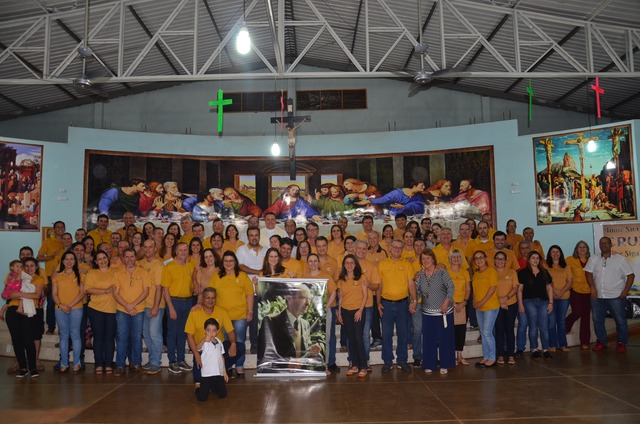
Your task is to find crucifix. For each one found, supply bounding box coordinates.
[590,77,605,119]
[208,89,233,136]
[270,97,311,179]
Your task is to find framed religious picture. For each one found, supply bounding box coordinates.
[0,140,43,231]
[84,146,494,233]
[533,124,635,225]
[42,226,54,241]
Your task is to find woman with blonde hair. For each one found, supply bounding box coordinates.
[447,249,470,365]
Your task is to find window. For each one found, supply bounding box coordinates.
[297,89,367,110]
[225,91,288,113]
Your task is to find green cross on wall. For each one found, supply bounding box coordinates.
[208,89,233,135]
[526,80,534,122]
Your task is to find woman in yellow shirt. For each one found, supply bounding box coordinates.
[188,237,203,269]
[545,245,573,352]
[84,250,117,375]
[52,251,85,374]
[295,240,311,271]
[565,241,591,349]
[447,249,471,366]
[381,224,394,253]
[159,233,177,262]
[494,251,519,365]
[471,250,499,368]
[222,224,244,252]
[336,254,368,378]
[505,219,524,251]
[327,225,345,262]
[194,249,219,300]
[209,251,253,377]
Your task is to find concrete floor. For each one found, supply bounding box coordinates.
[2,337,640,424]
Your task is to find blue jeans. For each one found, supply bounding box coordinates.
[327,306,337,366]
[166,298,191,363]
[516,310,528,352]
[524,298,550,351]
[548,298,570,348]
[230,319,247,369]
[411,309,422,361]
[87,307,115,368]
[363,307,372,362]
[591,297,628,345]
[115,310,144,368]
[476,308,499,361]
[55,308,83,367]
[381,298,409,364]
[143,308,165,366]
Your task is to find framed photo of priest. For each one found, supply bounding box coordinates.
[533,124,635,225]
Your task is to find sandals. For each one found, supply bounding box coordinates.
[105,367,113,375]
[440,369,448,375]
[95,367,104,375]
[507,356,516,365]
[346,367,358,376]
[357,370,368,378]
[457,358,469,366]
[72,366,82,374]
[424,369,433,374]
[58,366,69,374]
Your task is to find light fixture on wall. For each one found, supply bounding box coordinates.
[236,0,251,54]
[271,139,281,156]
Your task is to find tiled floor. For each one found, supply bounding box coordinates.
[2,339,640,423]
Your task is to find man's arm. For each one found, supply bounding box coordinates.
[585,271,597,299]
[620,273,636,299]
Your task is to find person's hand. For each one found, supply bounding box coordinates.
[337,311,343,325]
[128,307,138,316]
[518,304,524,314]
[454,302,464,312]
[245,310,254,323]
[547,303,553,314]
[195,353,202,369]
[169,307,177,320]
[591,291,598,300]
[190,303,202,312]
[228,342,237,358]
[150,307,159,318]
[354,309,362,322]
[377,302,384,317]
[309,343,321,356]
[252,276,258,284]
[440,304,449,314]
[409,302,417,314]
[435,263,446,271]
[223,372,229,383]
[389,203,404,210]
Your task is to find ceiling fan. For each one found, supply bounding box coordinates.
[407,0,470,96]
[72,0,110,98]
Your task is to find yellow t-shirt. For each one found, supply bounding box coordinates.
[566,256,590,294]
[137,258,167,309]
[466,238,495,259]
[303,270,335,307]
[401,248,416,262]
[84,268,117,313]
[506,233,524,250]
[486,248,520,271]
[359,258,381,307]
[184,306,234,344]
[378,258,413,301]
[282,258,303,278]
[447,268,470,303]
[222,239,245,253]
[337,277,367,310]
[433,244,470,270]
[114,267,151,312]
[547,265,572,300]
[366,248,388,266]
[180,233,194,245]
[208,272,253,320]
[319,256,339,281]
[8,274,45,307]
[451,238,471,257]
[327,242,345,262]
[87,228,113,246]
[38,238,64,277]
[393,227,406,240]
[161,260,194,298]
[53,271,84,309]
[472,267,499,311]
[496,268,519,306]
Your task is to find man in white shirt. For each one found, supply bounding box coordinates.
[585,237,635,353]
[236,227,267,353]
[260,212,286,247]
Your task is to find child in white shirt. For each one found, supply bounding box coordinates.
[195,318,228,401]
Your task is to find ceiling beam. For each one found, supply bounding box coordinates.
[347,0,364,70]
[128,5,181,76]
[402,1,437,70]
[607,91,640,114]
[200,0,237,72]
[0,92,29,112]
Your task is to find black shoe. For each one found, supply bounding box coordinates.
[30,369,40,378]
[381,363,393,373]
[531,350,542,359]
[327,364,340,373]
[398,362,412,372]
[16,369,29,378]
[412,360,421,368]
[514,350,524,359]
[543,351,552,359]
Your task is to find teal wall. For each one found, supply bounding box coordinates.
[0,118,638,271]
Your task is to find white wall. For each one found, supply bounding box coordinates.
[1,118,637,272]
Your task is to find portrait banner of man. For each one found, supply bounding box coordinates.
[256,277,327,377]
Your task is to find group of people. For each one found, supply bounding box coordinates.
[2,209,634,393]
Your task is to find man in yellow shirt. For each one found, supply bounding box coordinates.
[315,237,339,281]
[486,231,520,270]
[465,220,494,263]
[280,239,302,277]
[112,249,150,376]
[186,287,237,384]
[355,215,376,241]
[87,214,113,246]
[521,227,545,260]
[37,220,65,334]
[179,215,194,244]
[393,213,408,239]
[377,239,417,373]
[116,211,140,240]
[452,222,472,256]
[138,239,165,375]
[434,228,470,271]
[162,242,195,374]
[192,223,209,248]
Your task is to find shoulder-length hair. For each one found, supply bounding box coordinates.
[262,247,286,277]
[338,254,363,282]
[58,250,81,285]
[218,250,240,278]
[546,245,567,268]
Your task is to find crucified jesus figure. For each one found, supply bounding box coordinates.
[287,119,307,160]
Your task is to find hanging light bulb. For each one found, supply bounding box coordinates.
[236,25,251,54]
[271,140,281,156]
[587,138,596,152]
